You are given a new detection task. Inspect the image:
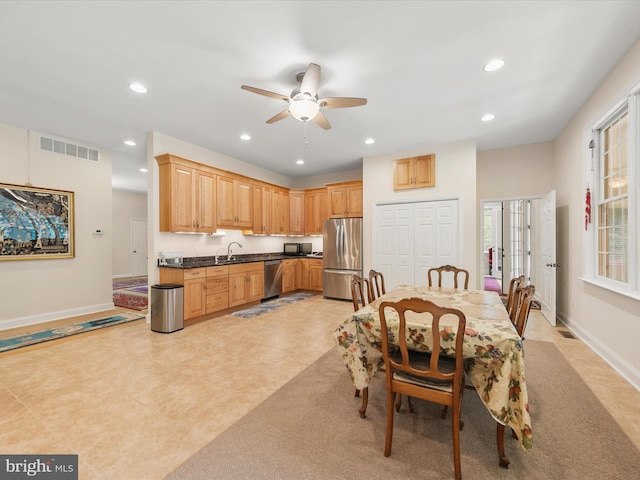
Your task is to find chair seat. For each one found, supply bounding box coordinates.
[391,350,456,392]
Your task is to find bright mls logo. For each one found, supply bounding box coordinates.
[1,455,78,479]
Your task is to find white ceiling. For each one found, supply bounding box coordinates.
[2,1,640,193]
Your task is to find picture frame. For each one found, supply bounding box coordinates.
[0,183,75,261]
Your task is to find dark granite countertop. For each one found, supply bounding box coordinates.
[159,253,322,269]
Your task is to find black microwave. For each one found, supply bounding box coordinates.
[283,242,312,256]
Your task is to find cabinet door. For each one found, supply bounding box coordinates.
[393,158,414,191]
[413,154,435,188]
[304,189,327,235]
[246,269,264,302]
[184,277,206,319]
[171,164,196,231]
[217,175,236,227]
[308,262,324,291]
[289,191,305,235]
[298,259,308,289]
[196,170,216,233]
[229,271,248,307]
[328,188,346,218]
[272,189,290,234]
[346,184,363,217]
[252,183,272,234]
[234,179,253,228]
[282,260,296,293]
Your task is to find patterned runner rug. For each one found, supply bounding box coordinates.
[0,311,145,353]
[231,293,317,318]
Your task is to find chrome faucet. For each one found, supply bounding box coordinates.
[227,242,242,261]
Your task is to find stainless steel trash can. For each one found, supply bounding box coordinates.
[150,284,184,333]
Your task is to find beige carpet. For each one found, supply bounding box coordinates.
[166,340,640,479]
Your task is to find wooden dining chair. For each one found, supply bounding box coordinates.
[514,285,536,338]
[379,297,467,480]
[350,275,372,312]
[369,269,386,299]
[505,275,525,318]
[427,265,469,289]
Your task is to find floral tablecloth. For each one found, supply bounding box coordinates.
[334,285,532,449]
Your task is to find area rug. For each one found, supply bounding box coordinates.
[113,289,148,310]
[484,276,502,294]
[231,293,318,319]
[165,340,640,480]
[0,312,145,353]
[112,276,147,290]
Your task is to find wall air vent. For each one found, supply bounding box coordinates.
[40,135,100,161]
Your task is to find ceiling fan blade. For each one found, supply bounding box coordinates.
[266,109,292,124]
[311,111,331,130]
[320,97,368,109]
[300,63,321,97]
[241,85,289,102]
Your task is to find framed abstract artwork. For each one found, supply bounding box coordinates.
[0,183,75,261]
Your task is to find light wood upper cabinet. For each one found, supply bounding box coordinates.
[156,154,217,233]
[217,174,253,229]
[271,187,290,235]
[289,190,305,236]
[305,187,328,235]
[393,154,435,190]
[251,182,272,235]
[327,180,363,218]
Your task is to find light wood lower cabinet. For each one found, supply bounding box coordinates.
[228,262,264,307]
[205,266,229,313]
[282,258,323,293]
[181,268,207,320]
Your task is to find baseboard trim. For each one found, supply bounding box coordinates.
[0,303,116,332]
[560,313,640,392]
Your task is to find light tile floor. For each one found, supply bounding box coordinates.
[0,298,638,479]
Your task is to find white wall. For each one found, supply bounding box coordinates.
[554,38,640,388]
[112,189,147,277]
[0,124,113,329]
[362,140,478,288]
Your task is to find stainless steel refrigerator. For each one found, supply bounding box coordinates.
[323,218,363,300]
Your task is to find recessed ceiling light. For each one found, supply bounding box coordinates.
[129,83,148,94]
[124,140,136,146]
[296,159,304,165]
[481,113,496,122]
[365,138,375,145]
[139,168,148,173]
[240,134,251,141]
[484,59,504,72]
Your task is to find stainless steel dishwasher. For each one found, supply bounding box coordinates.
[263,260,283,300]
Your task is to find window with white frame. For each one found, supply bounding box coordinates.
[587,85,638,296]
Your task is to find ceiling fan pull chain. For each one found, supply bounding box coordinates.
[304,120,309,145]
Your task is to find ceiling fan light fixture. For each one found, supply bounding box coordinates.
[289,97,320,122]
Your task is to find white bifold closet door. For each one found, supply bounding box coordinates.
[374,199,459,291]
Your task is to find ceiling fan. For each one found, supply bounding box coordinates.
[241,63,367,130]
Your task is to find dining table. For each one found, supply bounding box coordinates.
[334,284,533,468]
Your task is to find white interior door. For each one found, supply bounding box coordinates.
[131,219,148,277]
[375,199,459,290]
[540,190,557,326]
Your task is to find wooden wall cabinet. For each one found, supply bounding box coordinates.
[289,190,305,236]
[271,187,290,235]
[393,154,435,190]
[327,180,363,218]
[228,262,264,307]
[217,174,253,229]
[251,183,272,235]
[305,187,328,235]
[156,154,217,233]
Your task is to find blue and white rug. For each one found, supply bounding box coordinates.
[231,293,317,319]
[0,312,145,353]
